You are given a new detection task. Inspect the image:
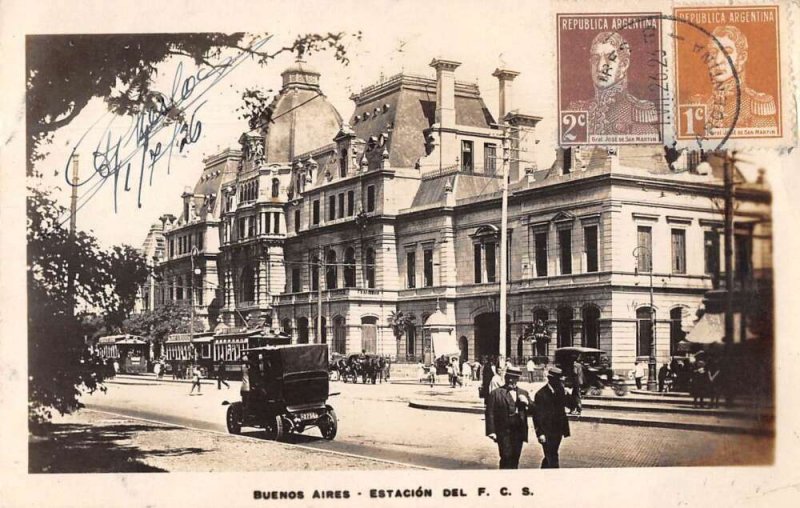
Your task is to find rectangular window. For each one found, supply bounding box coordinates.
[559,229,572,275]
[704,231,720,275]
[347,190,355,216]
[291,268,301,293]
[247,216,255,238]
[238,217,246,239]
[423,248,434,287]
[196,232,203,250]
[461,140,473,172]
[671,229,686,274]
[584,226,598,273]
[312,200,320,225]
[328,195,336,221]
[340,149,348,177]
[484,143,497,175]
[311,262,319,291]
[485,242,497,283]
[273,212,281,234]
[169,239,174,258]
[637,226,652,272]
[474,244,482,283]
[366,185,376,212]
[563,147,572,174]
[406,251,416,288]
[534,231,548,277]
[338,193,345,219]
[294,209,301,233]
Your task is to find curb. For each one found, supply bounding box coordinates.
[113,374,215,386]
[407,400,774,436]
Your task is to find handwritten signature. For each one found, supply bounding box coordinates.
[65,35,272,212]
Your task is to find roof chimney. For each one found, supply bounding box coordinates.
[492,68,520,121]
[430,58,461,129]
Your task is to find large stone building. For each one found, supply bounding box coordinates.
[146,57,772,373]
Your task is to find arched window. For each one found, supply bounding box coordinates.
[297,317,309,344]
[557,307,573,348]
[636,307,654,357]
[406,324,416,358]
[344,247,356,288]
[533,308,549,356]
[333,317,347,354]
[271,178,280,198]
[281,318,292,336]
[365,247,376,289]
[670,307,686,356]
[582,305,601,349]
[326,250,338,289]
[361,316,378,353]
[240,264,256,303]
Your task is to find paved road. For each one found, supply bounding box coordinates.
[84,377,773,469]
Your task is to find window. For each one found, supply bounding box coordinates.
[326,250,337,289]
[176,276,184,300]
[247,216,256,238]
[366,185,376,212]
[671,229,686,274]
[534,231,548,277]
[704,231,720,275]
[272,178,280,198]
[557,307,572,347]
[273,212,280,234]
[558,229,572,275]
[670,307,686,356]
[328,195,336,221]
[340,149,348,177]
[294,209,301,233]
[343,247,356,288]
[533,309,549,356]
[637,226,652,272]
[347,190,355,216]
[636,307,654,357]
[582,306,600,348]
[461,140,473,172]
[169,239,175,258]
[338,193,345,219]
[311,258,319,291]
[291,268,301,293]
[238,217,246,239]
[240,265,256,303]
[406,325,416,356]
[406,251,416,288]
[563,147,572,174]
[474,244,482,283]
[484,143,497,175]
[584,225,598,272]
[365,247,376,289]
[312,200,320,225]
[485,241,497,283]
[423,248,434,287]
[196,232,203,250]
[735,233,752,284]
[184,201,190,221]
[333,317,346,355]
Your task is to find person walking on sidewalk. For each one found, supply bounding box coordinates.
[532,367,576,469]
[216,361,230,390]
[633,360,646,390]
[485,366,531,469]
[189,366,203,395]
[526,357,535,383]
[570,360,584,415]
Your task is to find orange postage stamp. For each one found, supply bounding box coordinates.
[674,5,782,141]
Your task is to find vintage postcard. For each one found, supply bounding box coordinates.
[1,1,799,507]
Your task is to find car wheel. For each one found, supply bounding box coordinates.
[265,415,285,441]
[226,402,243,435]
[320,407,338,440]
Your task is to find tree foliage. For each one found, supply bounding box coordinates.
[388,310,417,339]
[123,302,204,351]
[26,31,357,173]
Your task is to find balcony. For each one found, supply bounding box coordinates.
[275,288,397,305]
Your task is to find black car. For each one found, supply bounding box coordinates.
[554,346,629,397]
[223,344,337,441]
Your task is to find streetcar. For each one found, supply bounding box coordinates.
[96,334,150,374]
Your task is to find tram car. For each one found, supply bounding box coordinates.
[210,329,291,380]
[96,334,150,374]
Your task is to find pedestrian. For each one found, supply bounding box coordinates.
[633,360,646,390]
[691,360,708,408]
[113,359,120,375]
[158,359,166,379]
[485,366,531,469]
[462,359,472,387]
[526,357,535,383]
[189,365,202,395]
[570,360,584,415]
[708,359,721,409]
[658,363,670,393]
[489,364,504,394]
[429,362,437,387]
[153,361,161,378]
[417,361,426,383]
[240,355,250,409]
[216,361,230,390]
[532,366,576,468]
[447,362,455,388]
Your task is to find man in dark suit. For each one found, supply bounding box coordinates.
[485,366,531,469]
[533,366,576,468]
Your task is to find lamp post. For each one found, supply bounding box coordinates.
[633,245,657,391]
[190,246,201,366]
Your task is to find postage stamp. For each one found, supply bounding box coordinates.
[674,5,782,140]
[557,13,663,146]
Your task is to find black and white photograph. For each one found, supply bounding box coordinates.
[1,1,799,507]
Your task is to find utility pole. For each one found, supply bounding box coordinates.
[67,154,79,319]
[317,248,324,344]
[499,123,510,360]
[723,151,735,346]
[190,246,199,365]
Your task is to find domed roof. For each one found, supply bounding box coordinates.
[424,308,452,328]
[263,61,342,164]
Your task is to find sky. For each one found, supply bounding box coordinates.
[30,0,777,249]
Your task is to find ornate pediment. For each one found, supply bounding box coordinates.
[550,210,577,224]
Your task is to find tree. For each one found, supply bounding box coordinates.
[388,311,417,340]
[123,302,204,358]
[104,245,150,331]
[26,32,357,173]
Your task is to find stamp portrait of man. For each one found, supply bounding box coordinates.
[689,25,777,130]
[569,31,659,138]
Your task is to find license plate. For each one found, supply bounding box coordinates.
[298,412,318,421]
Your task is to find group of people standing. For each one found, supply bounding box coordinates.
[484,364,577,469]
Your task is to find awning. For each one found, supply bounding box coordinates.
[431,331,459,357]
[685,312,757,344]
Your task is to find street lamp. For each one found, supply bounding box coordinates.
[633,246,657,392]
[190,246,201,366]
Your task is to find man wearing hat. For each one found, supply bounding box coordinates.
[532,366,576,468]
[485,365,531,469]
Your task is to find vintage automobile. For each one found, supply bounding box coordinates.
[223,344,338,441]
[554,346,629,397]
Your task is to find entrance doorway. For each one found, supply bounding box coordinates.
[474,313,511,360]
